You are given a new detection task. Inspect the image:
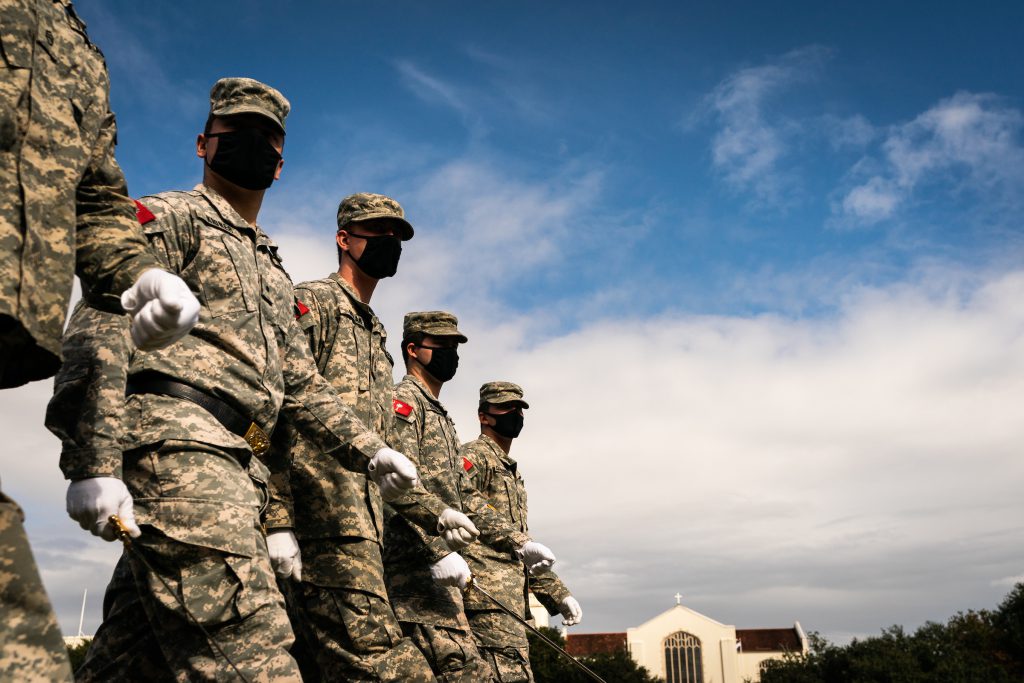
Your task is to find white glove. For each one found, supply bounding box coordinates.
[560,596,583,626]
[430,552,471,590]
[121,268,200,351]
[66,477,141,542]
[517,541,556,575]
[266,530,302,582]
[437,508,479,551]
[368,448,419,501]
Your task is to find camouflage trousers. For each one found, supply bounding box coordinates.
[282,537,435,682]
[466,609,534,683]
[399,621,495,683]
[0,491,74,682]
[76,441,300,682]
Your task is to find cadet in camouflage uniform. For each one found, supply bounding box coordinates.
[263,193,438,682]
[1,1,197,680]
[386,312,559,683]
[45,78,419,682]
[461,382,583,682]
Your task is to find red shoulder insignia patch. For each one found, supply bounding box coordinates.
[393,399,413,417]
[462,457,473,472]
[294,300,310,319]
[134,200,155,225]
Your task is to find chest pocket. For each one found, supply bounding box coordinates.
[502,471,527,527]
[0,2,98,161]
[196,231,256,317]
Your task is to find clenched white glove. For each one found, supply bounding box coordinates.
[368,448,419,501]
[517,541,556,575]
[266,530,302,582]
[66,477,140,542]
[560,596,583,626]
[430,552,471,590]
[121,269,200,351]
[437,508,479,551]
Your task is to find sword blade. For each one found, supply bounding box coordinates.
[465,576,608,683]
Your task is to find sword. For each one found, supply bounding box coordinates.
[108,515,252,683]
[464,575,608,683]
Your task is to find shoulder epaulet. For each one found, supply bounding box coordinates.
[294,299,310,319]
[134,200,156,225]
[393,399,413,417]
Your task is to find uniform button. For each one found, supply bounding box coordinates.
[45,30,54,45]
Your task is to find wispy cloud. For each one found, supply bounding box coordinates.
[395,60,473,118]
[699,46,831,203]
[837,92,1024,225]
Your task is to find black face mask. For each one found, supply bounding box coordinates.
[418,345,459,382]
[348,233,402,279]
[205,128,282,191]
[488,410,524,439]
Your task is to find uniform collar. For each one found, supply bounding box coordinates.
[403,374,447,415]
[193,184,275,250]
[330,273,379,324]
[479,433,517,470]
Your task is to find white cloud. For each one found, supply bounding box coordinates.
[821,113,876,150]
[841,176,901,222]
[839,92,1024,225]
[6,264,1023,640]
[700,46,830,202]
[395,60,472,118]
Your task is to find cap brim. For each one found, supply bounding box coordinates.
[426,331,468,344]
[488,397,529,409]
[211,104,286,134]
[345,211,414,240]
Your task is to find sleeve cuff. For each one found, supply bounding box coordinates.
[59,447,122,481]
[352,432,388,462]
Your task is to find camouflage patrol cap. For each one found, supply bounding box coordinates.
[403,311,468,343]
[337,193,414,240]
[209,77,290,134]
[479,381,530,409]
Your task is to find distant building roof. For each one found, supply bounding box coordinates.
[566,632,627,656]
[735,627,803,652]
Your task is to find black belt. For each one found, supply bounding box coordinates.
[126,372,271,457]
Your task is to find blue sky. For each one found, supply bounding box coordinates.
[3,0,1023,647]
[82,0,1024,323]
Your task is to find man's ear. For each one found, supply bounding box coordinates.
[336,230,349,254]
[196,134,208,159]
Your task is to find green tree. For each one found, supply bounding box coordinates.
[760,583,1024,683]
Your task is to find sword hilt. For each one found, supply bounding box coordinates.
[108,514,133,547]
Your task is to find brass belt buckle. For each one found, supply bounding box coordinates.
[244,422,270,457]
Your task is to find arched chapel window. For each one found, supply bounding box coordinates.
[663,631,703,683]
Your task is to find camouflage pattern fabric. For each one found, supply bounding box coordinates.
[265,274,434,681]
[468,611,533,683]
[400,621,493,683]
[47,185,388,477]
[45,300,131,480]
[209,77,289,133]
[73,441,297,682]
[385,374,531,681]
[46,184,398,678]
[336,192,414,240]
[461,435,573,681]
[0,491,73,682]
[0,0,159,387]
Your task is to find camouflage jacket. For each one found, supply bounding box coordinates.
[46,185,387,480]
[460,435,572,616]
[264,273,394,541]
[0,0,159,386]
[384,375,530,626]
